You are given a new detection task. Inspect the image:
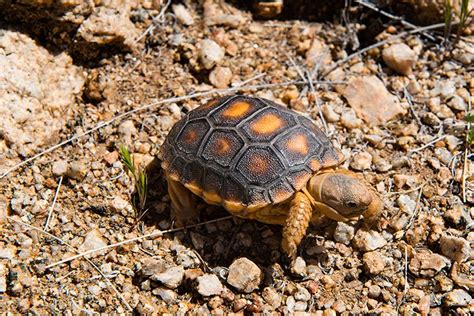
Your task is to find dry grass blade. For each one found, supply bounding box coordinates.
[44,176,63,231]
[8,217,133,312]
[0,79,340,179]
[44,215,234,269]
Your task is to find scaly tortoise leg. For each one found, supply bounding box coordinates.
[166,175,199,226]
[281,191,313,261]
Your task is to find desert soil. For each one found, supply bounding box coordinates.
[0,0,473,315]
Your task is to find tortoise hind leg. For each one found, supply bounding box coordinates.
[166,176,200,226]
[281,192,313,261]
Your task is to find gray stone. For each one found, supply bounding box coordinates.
[353,228,387,252]
[227,257,263,293]
[196,274,223,297]
[334,222,355,245]
[444,289,473,307]
[176,249,201,269]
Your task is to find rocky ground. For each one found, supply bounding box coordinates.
[0,0,473,314]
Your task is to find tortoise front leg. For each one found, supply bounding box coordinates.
[166,175,200,226]
[281,191,313,261]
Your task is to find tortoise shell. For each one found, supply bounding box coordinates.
[161,95,344,212]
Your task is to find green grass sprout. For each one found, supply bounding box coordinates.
[119,145,148,215]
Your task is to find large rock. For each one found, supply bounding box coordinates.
[0,30,85,168]
[341,76,406,126]
[77,6,139,50]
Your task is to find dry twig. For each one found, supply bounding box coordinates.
[44,176,63,231]
[45,215,233,269]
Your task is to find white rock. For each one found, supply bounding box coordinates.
[334,222,355,245]
[52,160,68,177]
[109,196,129,212]
[353,229,387,251]
[340,110,363,130]
[291,256,306,277]
[196,274,223,297]
[199,39,225,70]
[172,4,194,25]
[151,266,184,289]
[382,43,417,75]
[227,257,262,293]
[78,229,108,257]
[209,66,232,88]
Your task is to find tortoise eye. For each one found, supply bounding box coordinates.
[345,201,358,208]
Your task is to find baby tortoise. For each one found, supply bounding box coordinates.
[161,95,382,260]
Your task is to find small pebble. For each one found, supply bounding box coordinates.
[382,43,417,75]
[353,228,387,252]
[199,39,225,69]
[439,234,470,262]
[0,264,7,293]
[66,161,87,181]
[78,229,108,257]
[262,287,281,309]
[350,151,372,171]
[152,287,178,303]
[209,66,232,88]
[363,251,388,275]
[334,222,355,245]
[409,250,449,277]
[291,256,307,277]
[227,257,263,293]
[172,4,194,25]
[151,266,184,289]
[52,160,68,177]
[196,274,223,297]
[444,289,473,307]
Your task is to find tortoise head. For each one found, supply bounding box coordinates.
[307,169,382,222]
